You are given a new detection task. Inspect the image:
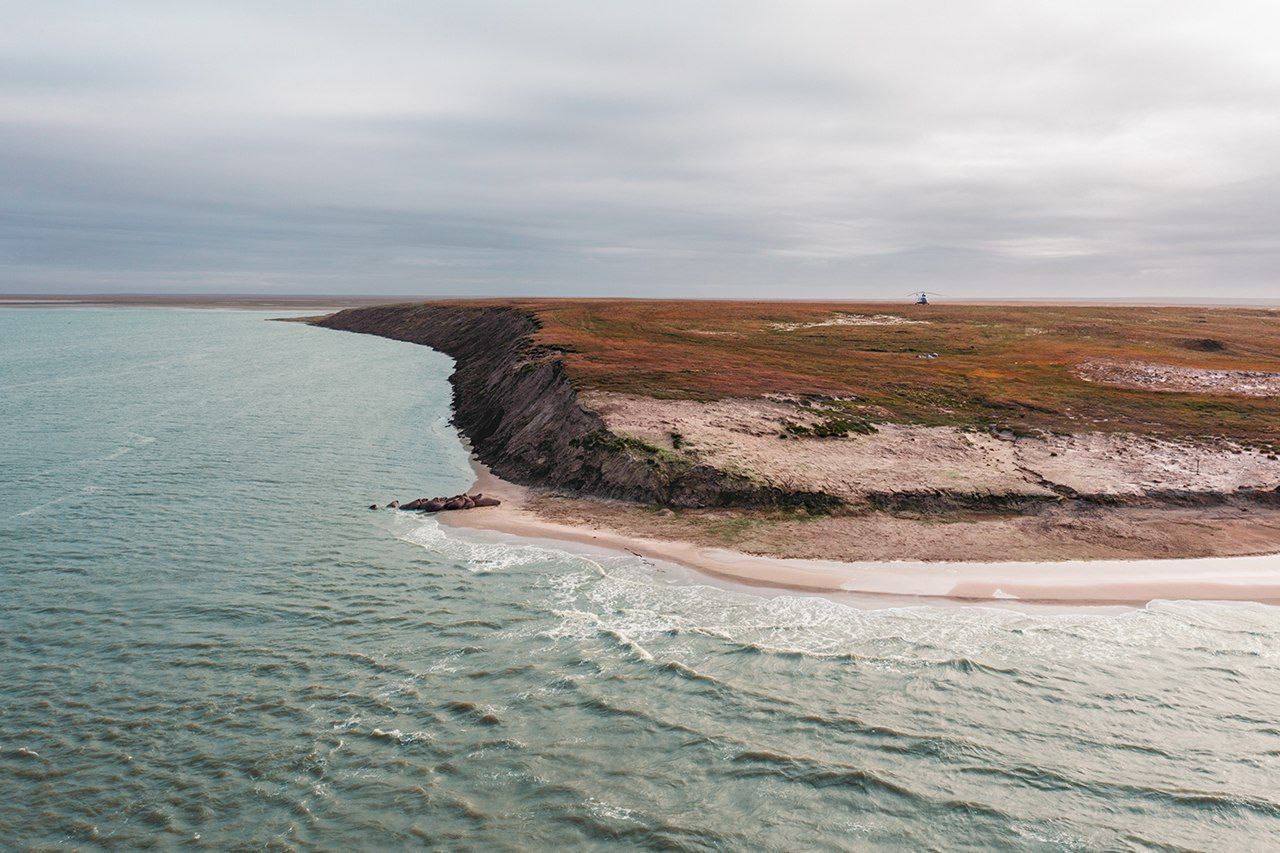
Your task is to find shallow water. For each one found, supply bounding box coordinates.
[3,308,1280,849]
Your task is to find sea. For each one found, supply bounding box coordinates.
[3,307,1279,850]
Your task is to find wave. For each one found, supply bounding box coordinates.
[369,727,433,746]
[394,516,566,573]
[10,484,106,519]
[557,806,737,849]
[655,659,726,688]
[727,748,943,805]
[441,700,502,726]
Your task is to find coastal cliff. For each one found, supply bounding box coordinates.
[313,304,835,509]
[309,299,1280,562]
[314,302,1280,518]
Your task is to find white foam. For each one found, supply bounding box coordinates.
[369,727,431,745]
[394,514,569,573]
[535,557,1280,668]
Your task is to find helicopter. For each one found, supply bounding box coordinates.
[907,291,942,305]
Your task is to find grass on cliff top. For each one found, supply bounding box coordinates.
[453,299,1280,444]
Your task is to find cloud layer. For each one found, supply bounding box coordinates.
[3,1,1279,297]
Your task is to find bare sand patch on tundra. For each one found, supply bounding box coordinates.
[582,392,1280,505]
[1078,360,1280,397]
[769,312,929,331]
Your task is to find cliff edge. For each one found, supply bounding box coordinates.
[313,304,835,509]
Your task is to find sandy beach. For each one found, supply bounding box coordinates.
[437,461,1280,603]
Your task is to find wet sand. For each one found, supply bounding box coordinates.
[439,461,1280,604]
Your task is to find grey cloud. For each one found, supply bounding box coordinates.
[1,0,1278,297]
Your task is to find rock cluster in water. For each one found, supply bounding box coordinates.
[369,494,501,512]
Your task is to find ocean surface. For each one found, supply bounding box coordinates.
[3,307,1280,850]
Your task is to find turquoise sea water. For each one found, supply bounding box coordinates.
[3,308,1280,849]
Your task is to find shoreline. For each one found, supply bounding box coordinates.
[0,295,405,311]
[440,460,1280,604]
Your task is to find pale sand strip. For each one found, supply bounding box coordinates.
[438,461,1280,604]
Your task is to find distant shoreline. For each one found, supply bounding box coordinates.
[0,294,401,310]
[3,293,1279,309]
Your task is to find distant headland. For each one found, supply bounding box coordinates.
[308,299,1280,570]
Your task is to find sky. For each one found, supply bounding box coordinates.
[2,1,1279,299]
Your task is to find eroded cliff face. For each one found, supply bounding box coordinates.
[312,305,836,509]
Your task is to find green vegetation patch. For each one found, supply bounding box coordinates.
[781,415,878,439]
[572,430,660,456]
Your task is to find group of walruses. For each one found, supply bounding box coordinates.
[368,493,501,512]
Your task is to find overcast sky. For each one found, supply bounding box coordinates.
[3,1,1279,298]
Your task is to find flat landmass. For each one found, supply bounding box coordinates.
[521,299,1280,443]
[313,299,1280,569]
